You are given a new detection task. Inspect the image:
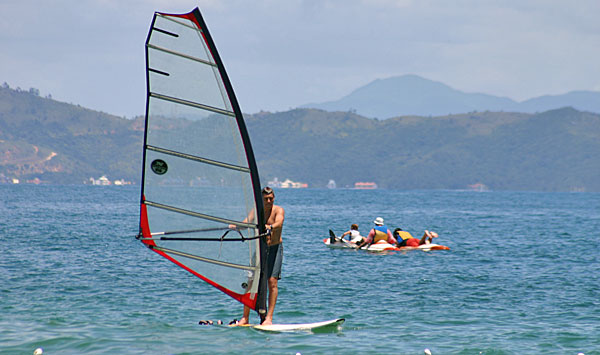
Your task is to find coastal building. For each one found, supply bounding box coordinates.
[267,177,282,188]
[88,176,133,185]
[0,174,19,184]
[267,177,307,188]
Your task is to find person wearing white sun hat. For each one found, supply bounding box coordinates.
[355,217,396,249]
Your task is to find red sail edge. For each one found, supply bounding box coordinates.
[156,11,217,64]
[140,198,258,310]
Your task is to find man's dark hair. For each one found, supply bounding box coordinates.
[262,186,274,196]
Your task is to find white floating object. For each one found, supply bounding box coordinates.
[424,349,432,355]
[33,348,43,355]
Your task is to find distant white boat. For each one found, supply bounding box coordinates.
[90,175,111,185]
[354,182,377,189]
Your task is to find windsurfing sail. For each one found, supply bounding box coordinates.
[138,8,268,317]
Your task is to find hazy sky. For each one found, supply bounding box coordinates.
[1,0,599,118]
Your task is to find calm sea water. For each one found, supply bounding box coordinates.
[1,185,599,354]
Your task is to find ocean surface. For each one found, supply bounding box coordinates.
[1,185,599,354]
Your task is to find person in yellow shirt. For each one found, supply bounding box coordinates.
[355,217,397,249]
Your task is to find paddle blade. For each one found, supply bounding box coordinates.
[328,229,337,244]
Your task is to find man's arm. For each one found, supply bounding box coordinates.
[229,209,256,229]
[387,229,397,244]
[356,229,374,249]
[269,206,285,230]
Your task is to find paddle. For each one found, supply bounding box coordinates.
[328,229,337,244]
[329,229,357,248]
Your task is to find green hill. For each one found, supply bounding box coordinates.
[1,85,599,191]
[247,108,600,191]
[0,85,143,184]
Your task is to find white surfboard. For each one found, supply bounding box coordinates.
[361,240,399,252]
[233,318,345,332]
[323,237,357,249]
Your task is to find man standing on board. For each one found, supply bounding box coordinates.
[238,186,285,326]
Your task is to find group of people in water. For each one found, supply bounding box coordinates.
[340,217,439,249]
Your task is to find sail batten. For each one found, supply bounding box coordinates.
[139,7,268,315]
[146,145,250,172]
[152,246,257,271]
[147,43,217,67]
[144,200,258,229]
[148,92,235,116]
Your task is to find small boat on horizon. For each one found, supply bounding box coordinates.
[354,182,378,189]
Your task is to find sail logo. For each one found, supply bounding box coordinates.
[151,159,168,175]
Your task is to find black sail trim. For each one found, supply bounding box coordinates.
[152,27,179,37]
[148,68,170,76]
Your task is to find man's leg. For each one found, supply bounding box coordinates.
[262,277,278,325]
[419,230,430,245]
[238,305,251,325]
[419,230,438,245]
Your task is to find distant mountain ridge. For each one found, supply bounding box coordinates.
[302,75,600,118]
[1,85,599,191]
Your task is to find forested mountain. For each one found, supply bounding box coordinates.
[1,85,599,191]
[248,108,600,191]
[0,85,142,184]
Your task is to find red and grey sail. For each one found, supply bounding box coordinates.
[138,8,268,316]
